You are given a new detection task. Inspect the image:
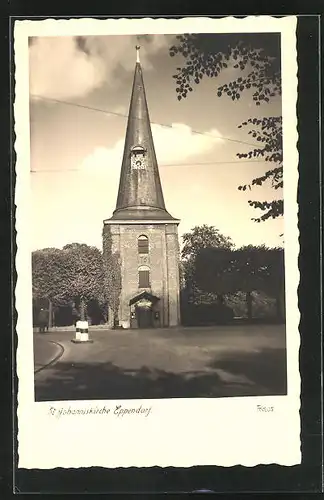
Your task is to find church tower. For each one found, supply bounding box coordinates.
[103,46,181,329]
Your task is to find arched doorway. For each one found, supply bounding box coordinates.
[129,291,160,329]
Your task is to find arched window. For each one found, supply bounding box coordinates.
[138,235,149,254]
[138,265,150,288]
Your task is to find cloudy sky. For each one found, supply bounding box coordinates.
[29,34,283,251]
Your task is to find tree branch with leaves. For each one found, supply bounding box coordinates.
[169,33,283,222]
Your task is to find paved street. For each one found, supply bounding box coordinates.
[34,335,64,373]
[34,324,287,401]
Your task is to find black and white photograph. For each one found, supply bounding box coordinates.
[15,16,300,469]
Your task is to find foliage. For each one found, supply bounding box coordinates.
[237,117,283,221]
[169,33,283,221]
[178,261,187,289]
[32,247,67,305]
[193,247,237,295]
[60,243,104,319]
[32,243,105,321]
[169,34,281,102]
[255,245,285,298]
[195,245,284,293]
[225,291,276,318]
[180,225,234,305]
[232,245,274,293]
[194,244,284,320]
[102,227,122,325]
[181,224,233,261]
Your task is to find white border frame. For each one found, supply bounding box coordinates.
[14,16,300,468]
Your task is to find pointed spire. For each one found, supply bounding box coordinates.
[110,47,177,221]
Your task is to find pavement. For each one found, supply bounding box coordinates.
[34,324,287,401]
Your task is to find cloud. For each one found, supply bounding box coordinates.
[29,37,105,100]
[113,105,128,115]
[152,123,223,164]
[81,123,224,175]
[29,35,172,101]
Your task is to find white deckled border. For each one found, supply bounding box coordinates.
[14,16,300,469]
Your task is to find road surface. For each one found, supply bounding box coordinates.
[34,324,287,401]
[34,334,64,373]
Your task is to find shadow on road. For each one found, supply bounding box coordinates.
[208,347,287,396]
[35,346,287,401]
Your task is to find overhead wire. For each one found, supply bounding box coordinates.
[30,159,265,173]
[29,93,264,173]
[30,94,260,148]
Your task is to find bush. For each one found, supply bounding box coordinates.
[181,289,279,326]
[225,291,276,318]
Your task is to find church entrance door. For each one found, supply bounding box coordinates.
[129,292,160,329]
[136,306,153,329]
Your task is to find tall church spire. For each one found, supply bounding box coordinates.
[110,45,177,221]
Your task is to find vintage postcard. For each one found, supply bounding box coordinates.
[14,16,300,469]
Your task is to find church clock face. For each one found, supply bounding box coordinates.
[131,155,146,170]
[131,146,147,170]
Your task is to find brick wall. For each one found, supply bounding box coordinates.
[103,222,180,328]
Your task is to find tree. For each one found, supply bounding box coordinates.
[194,246,246,320]
[169,33,283,222]
[32,247,66,302]
[32,243,108,325]
[233,245,270,319]
[235,245,285,319]
[195,244,284,321]
[60,243,104,322]
[32,247,68,327]
[181,225,233,305]
[258,246,285,320]
[182,224,233,261]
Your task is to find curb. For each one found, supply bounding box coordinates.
[71,339,94,344]
[34,341,65,374]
